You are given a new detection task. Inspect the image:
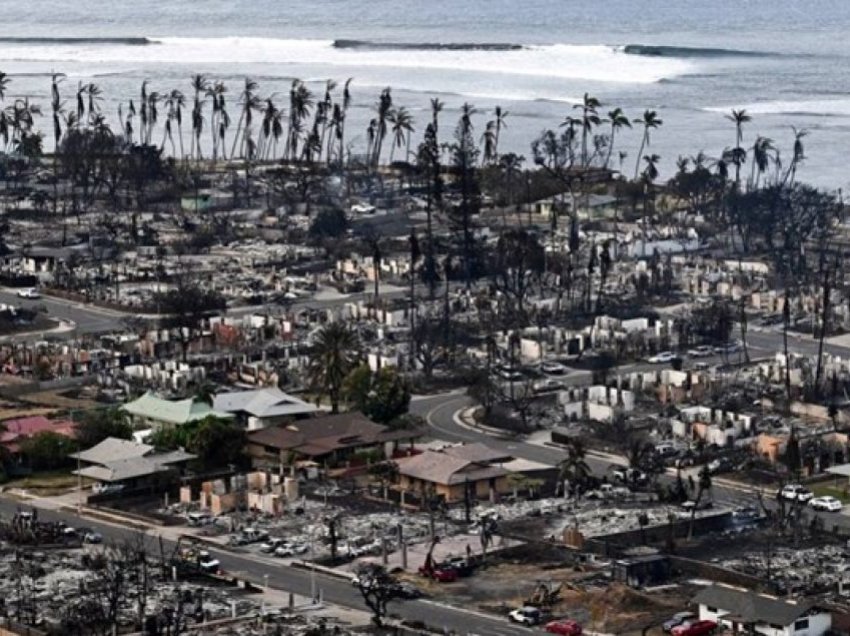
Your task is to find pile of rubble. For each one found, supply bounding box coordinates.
[720,542,850,593]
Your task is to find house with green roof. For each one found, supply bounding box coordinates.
[121,391,234,430]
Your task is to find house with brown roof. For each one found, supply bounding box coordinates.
[395,442,557,504]
[245,411,423,468]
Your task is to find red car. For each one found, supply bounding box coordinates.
[418,566,458,582]
[545,619,583,635]
[672,620,717,636]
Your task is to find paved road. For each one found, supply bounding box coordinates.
[0,497,534,636]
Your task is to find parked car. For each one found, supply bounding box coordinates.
[418,565,458,582]
[663,612,696,633]
[187,511,213,527]
[83,531,103,544]
[197,551,221,573]
[671,619,717,636]
[392,582,423,599]
[259,538,286,553]
[779,484,814,503]
[92,483,125,495]
[713,342,741,355]
[679,500,713,515]
[533,378,565,393]
[809,495,843,512]
[545,619,583,635]
[441,556,474,577]
[16,288,40,299]
[687,345,713,358]
[541,361,568,375]
[496,366,524,381]
[508,606,544,626]
[647,351,676,364]
[612,467,647,486]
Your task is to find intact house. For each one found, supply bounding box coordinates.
[245,411,423,470]
[71,437,196,493]
[694,584,831,636]
[212,387,317,430]
[394,442,556,504]
[0,415,75,456]
[121,391,233,432]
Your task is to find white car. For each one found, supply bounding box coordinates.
[350,203,376,214]
[779,484,814,503]
[809,496,843,512]
[540,361,568,375]
[16,288,40,299]
[687,345,713,358]
[508,607,543,626]
[647,351,676,364]
[533,378,565,393]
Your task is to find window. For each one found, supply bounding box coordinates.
[707,606,717,613]
[795,619,809,631]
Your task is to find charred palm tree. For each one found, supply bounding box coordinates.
[604,107,630,170]
[633,109,662,179]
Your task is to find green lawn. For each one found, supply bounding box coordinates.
[811,482,850,504]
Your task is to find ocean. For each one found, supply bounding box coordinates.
[3,0,850,187]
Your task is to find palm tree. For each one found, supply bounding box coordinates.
[604,107,631,169]
[574,92,601,167]
[318,79,336,161]
[481,120,497,165]
[430,98,444,135]
[493,105,507,157]
[189,74,209,160]
[307,323,360,413]
[726,108,751,187]
[783,126,807,186]
[557,438,591,498]
[372,87,393,166]
[49,73,63,222]
[229,77,260,159]
[642,153,661,184]
[285,80,313,162]
[749,135,775,188]
[336,78,352,165]
[206,80,228,161]
[389,106,414,163]
[168,89,186,159]
[633,109,662,179]
[259,97,283,160]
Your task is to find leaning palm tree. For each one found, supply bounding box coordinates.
[230,77,260,159]
[604,107,631,170]
[307,323,361,413]
[633,109,662,179]
[574,92,601,167]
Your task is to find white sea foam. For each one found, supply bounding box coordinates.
[705,99,850,117]
[0,37,695,85]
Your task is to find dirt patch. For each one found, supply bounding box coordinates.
[17,389,97,409]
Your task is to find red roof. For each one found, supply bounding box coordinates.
[0,416,76,453]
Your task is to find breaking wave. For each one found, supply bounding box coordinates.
[622,44,775,58]
[0,36,695,85]
[333,40,523,51]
